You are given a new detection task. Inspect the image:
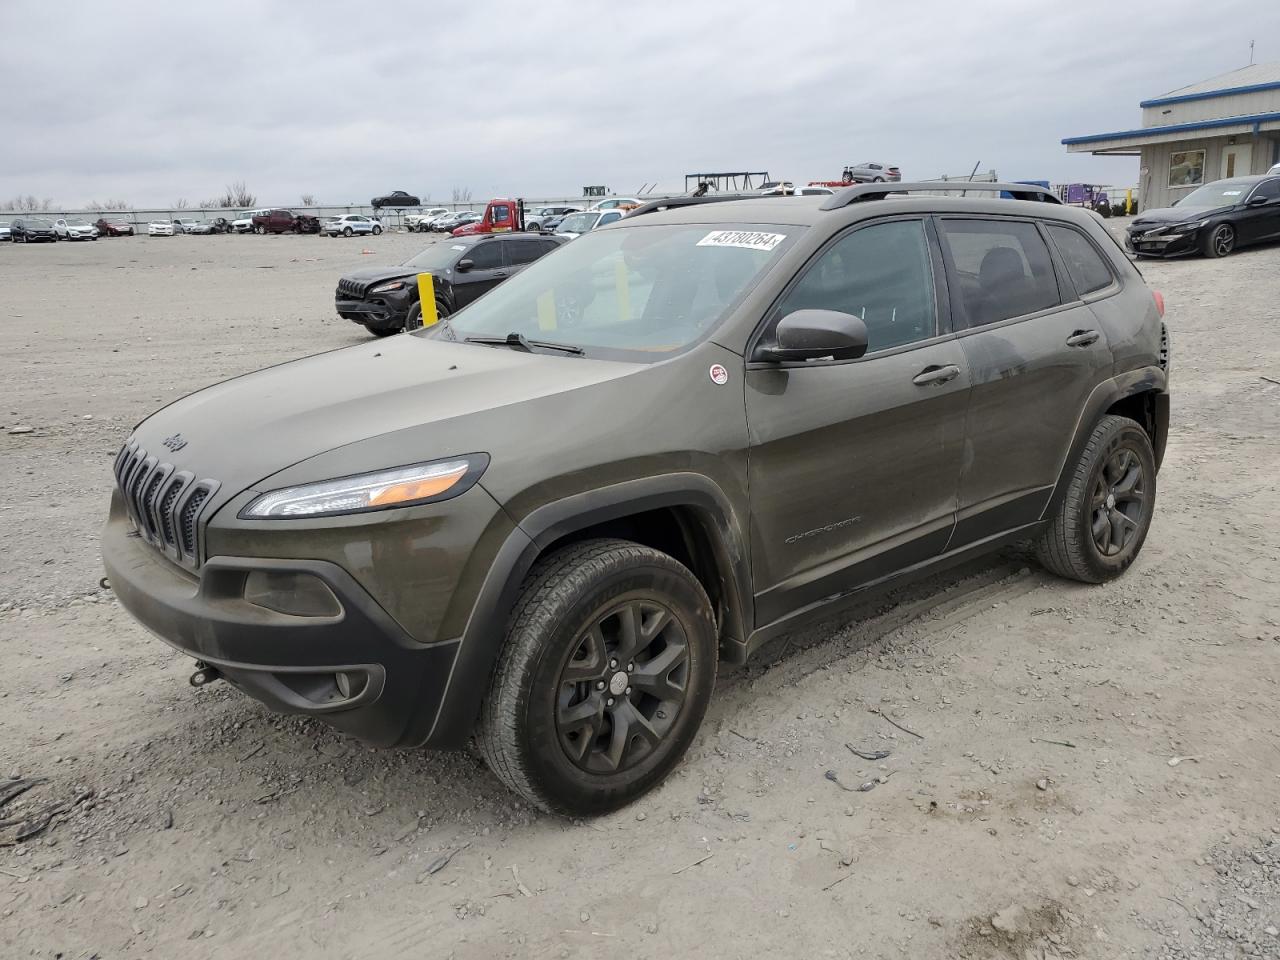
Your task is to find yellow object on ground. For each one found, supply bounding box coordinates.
[416,274,439,327]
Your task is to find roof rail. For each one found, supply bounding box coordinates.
[627,194,757,218]
[818,181,1061,211]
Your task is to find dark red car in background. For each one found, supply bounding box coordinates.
[95,216,135,236]
[250,209,321,235]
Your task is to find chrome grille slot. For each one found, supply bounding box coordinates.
[114,442,219,568]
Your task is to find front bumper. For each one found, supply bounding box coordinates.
[335,290,414,329]
[1126,227,1198,257]
[102,514,460,748]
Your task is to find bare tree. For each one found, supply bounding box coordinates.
[86,199,133,211]
[39,198,54,211]
[198,197,222,209]
[173,198,190,209]
[217,181,256,208]
[451,186,472,203]
[300,193,316,206]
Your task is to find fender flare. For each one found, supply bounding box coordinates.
[422,473,752,748]
[1043,365,1169,521]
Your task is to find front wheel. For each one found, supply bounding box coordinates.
[477,539,718,816]
[1202,223,1235,258]
[403,298,449,332]
[372,225,382,235]
[1036,415,1156,583]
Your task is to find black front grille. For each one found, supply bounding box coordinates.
[1159,322,1169,372]
[114,442,219,568]
[336,277,367,299]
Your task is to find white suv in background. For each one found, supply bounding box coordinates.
[405,208,450,232]
[322,214,383,237]
[53,218,99,240]
[232,209,269,233]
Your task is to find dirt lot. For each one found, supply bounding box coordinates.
[1,227,1279,960]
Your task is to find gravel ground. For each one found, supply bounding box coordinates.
[1,225,1278,959]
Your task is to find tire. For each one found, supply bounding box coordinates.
[477,538,718,816]
[1201,223,1235,258]
[403,297,449,332]
[872,176,885,182]
[363,324,398,338]
[372,225,382,235]
[343,226,353,237]
[1036,414,1156,584]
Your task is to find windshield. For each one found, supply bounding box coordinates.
[1175,181,1254,207]
[403,241,469,270]
[421,222,802,360]
[557,212,600,234]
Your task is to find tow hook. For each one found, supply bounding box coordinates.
[189,661,222,688]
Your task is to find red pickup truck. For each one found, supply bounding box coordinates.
[451,198,525,236]
[251,209,321,235]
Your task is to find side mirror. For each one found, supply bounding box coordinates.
[1247,194,1268,206]
[757,309,869,363]
[456,258,474,273]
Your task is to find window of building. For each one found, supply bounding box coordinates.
[1168,149,1205,188]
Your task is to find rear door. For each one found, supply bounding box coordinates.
[453,240,507,308]
[745,217,971,626]
[936,216,1114,546]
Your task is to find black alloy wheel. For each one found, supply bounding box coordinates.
[1089,447,1144,556]
[1204,223,1235,258]
[1036,414,1156,583]
[478,539,718,816]
[554,599,690,774]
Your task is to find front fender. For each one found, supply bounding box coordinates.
[422,473,753,747]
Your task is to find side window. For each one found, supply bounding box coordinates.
[599,211,622,225]
[506,239,544,265]
[490,204,511,223]
[1046,225,1114,296]
[774,219,937,353]
[1251,178,1280,201]
[467,241,503,270]
[541,239,562,255]
[938,219,1060,327]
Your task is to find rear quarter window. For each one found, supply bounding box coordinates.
[1046,224,1115,296]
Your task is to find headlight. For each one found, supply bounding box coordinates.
[239,455,488,519]
[369,279,408,294]
[1174,219,1209,232]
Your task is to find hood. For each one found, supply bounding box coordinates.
[451,222,481,236]
[1131,204,1232,228]
[126,336,641,510]
[339,264,416,286]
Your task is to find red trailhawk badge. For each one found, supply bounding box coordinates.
[709,364,729,385]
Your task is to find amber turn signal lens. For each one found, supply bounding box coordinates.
[368,465,468,507]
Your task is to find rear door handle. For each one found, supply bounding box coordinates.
[1066,329,1101,347]
[912,364,961,386]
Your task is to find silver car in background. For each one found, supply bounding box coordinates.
[843,162,901,183]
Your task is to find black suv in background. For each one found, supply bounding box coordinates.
[105,183,1169,816]
[335,232,567,336]
[10,218,58,242]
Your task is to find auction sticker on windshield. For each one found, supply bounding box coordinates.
[697,230,786,252]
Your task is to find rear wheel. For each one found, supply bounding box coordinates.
[1202,223,1235,258]
[477,539,718,816]
[1036,415,1156,583]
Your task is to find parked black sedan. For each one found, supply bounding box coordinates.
[10,218,58,242]
[370,190,420,209]
[335,232,568,337]
[1126,174,1280,258]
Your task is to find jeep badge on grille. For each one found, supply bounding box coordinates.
[162,433,188,452]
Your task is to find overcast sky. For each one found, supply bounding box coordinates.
[2,0,1277,209]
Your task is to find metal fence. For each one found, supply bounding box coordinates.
[0,195,668,226]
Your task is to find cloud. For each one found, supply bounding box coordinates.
[1,0,1276,207]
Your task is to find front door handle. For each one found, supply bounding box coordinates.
[1066,329,1101,347]
[912,364,961,386]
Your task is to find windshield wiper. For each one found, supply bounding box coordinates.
[465,332,584,355]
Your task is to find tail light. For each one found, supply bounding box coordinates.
[1152,290,1165,317]
[888,167,900,174]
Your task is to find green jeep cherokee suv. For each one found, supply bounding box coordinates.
[102,184,1169,815]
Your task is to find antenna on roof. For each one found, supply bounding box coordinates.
[1249,40,1254,65]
